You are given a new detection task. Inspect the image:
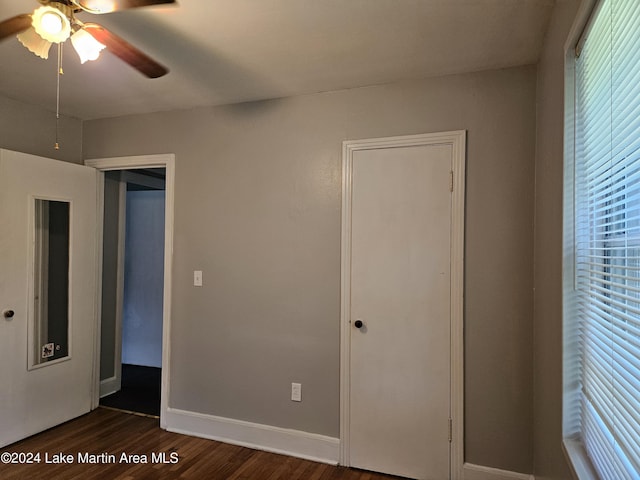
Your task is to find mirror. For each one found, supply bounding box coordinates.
[32,199,70,366]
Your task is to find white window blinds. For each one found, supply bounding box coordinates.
[573,0,640,477]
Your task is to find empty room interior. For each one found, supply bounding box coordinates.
[1,1,637,479]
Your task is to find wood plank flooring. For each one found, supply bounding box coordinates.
[0,407,406,480]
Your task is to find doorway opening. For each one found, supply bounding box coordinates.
[85,153,174,428]
[100,168,166,417]
[99,168,166,417]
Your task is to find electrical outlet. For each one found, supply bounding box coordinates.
[291,382,302,402]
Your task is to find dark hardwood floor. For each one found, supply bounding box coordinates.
[0,408,406,480]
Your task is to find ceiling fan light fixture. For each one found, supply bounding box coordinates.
[32,6,71,43]
[71,29,106,63]
[74,0,117,14]
[16,26,53,59]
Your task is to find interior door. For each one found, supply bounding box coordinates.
[349,143,452,479]
[0,149,98,448]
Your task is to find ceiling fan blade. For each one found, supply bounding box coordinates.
[74,0,176,14]
[0,14,31,41]
[83,23,168,78]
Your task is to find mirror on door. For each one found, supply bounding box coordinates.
[30,198,71,368]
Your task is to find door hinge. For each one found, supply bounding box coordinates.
[448,418,452,443]
[449,171,454,192]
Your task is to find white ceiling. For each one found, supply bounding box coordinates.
[0,0,555,120]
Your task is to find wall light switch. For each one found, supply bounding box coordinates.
[194,270,203,287]
[291,382,302,402]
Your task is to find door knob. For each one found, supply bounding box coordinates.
[354,320,363,329]
[3,310,15,319]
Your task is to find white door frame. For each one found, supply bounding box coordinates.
[96,170,125,399]
[85,154,175,429]
[340,131,465,479]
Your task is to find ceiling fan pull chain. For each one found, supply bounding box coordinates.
[55,42,63,150]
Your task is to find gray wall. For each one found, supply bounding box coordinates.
[533,1,580,479]
[84,66,537,473]
[0,94,82,164]
[122,189,165,368]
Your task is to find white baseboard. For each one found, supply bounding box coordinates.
[99,376,120,398]
[464,462,534,480]
[164,407,340,465]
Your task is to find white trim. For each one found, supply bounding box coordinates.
[26,195,75,371]
[113,176,126,396]
[91,172,125,406]
[99,375,120,398]
[564,0,599,55]
[450,130,466,480]
[165,407,340,465]
[91,170,104,409]
[463,463,534,480]
[339,131,466,478]
[562,2,602,479]
[85,154,175,429]
[563,439,599,480]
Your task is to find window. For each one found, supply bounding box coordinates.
[564,0,640,478]
[30,199,71,368]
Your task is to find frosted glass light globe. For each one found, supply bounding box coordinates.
[40,11,64,35]
[32,6,71,43]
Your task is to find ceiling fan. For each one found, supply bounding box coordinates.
[0,0,175,78]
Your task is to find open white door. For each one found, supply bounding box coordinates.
[0,149,98,448]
